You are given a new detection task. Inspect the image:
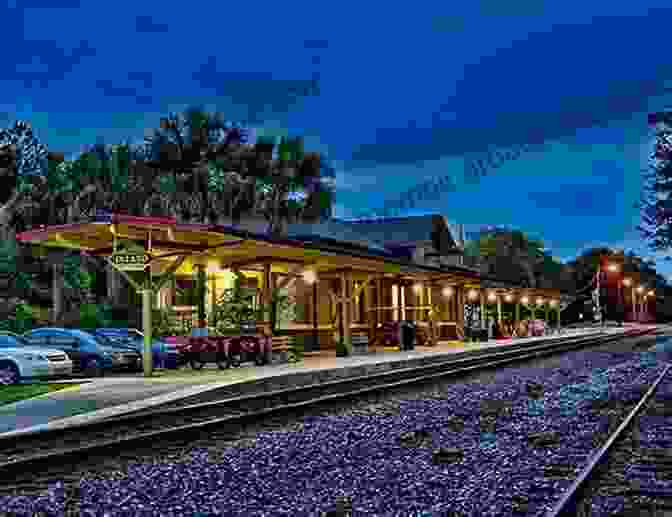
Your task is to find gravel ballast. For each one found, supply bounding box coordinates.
[0,332,669,516]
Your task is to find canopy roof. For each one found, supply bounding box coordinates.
[16,214,481,283]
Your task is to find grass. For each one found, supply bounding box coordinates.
[0,383,79,406]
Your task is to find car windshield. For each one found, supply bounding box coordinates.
[96,334,139,349]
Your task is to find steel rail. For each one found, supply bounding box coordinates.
[0,328,655,484]
[545,361,672,517]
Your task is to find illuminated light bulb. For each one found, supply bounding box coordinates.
[302,269,317,284]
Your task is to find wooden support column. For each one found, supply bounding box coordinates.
[376,278,382,327]
[365,282,376,346]
[261,263,273,335]
[427,285,436,346]
[480,290,486,330]
[456,284,465,340]
[339,271,353,355]
[515,301,521,323]
[194,264,207,330]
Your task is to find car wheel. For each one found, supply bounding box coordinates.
[189,354,206,370]
[254,352,267,366]
[0,361,20,385]
[84,358,104,378]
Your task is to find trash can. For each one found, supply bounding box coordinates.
[400,321,416,350]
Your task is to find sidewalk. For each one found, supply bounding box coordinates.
[0,326,640,438]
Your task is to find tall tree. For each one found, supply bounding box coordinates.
[466,226,547,288]
[0,120,49,241]
[639,112,672,253]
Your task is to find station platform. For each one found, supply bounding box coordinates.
[0,324,656,438]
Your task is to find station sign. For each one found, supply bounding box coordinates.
[110,252,151,271]
[109,241,151,271]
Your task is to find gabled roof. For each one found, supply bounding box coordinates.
[286,220,392,254]
[333,214,461,253]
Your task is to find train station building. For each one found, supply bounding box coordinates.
[16,212,566,375]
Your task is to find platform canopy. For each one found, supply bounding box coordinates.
[16,213,483,282]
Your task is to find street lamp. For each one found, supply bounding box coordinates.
[623,278,636,322]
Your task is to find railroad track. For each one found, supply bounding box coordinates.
[0,328,655,488]
[545,360,672,517]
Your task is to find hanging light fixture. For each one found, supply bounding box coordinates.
[302,269,317,284]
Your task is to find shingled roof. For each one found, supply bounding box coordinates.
[285,220,392,254]
[332,214,463,254]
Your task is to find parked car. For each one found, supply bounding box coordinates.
[0,331,73,384]
[93,328,182,369]
[22,328,142,376]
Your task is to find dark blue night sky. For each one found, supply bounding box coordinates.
[2,1,671,274]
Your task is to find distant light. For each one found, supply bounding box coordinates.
[442,286,454,298]
[413,283,423,293]
[550,300,557,307]
[521,296,529,304]
[637,286,644,292]
[505,294,513,302]
[487,292,496,302]
[623,278,632,287]
[607,263,619,272]
[468,289,479,300]
[648,290,654,296]
[537,298,544,305]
